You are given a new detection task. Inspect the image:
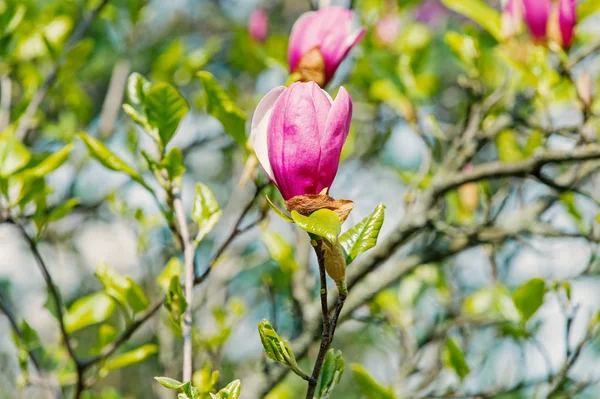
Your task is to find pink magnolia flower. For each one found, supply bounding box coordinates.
[288,7,366,88]
[502,0,523,39]
[557,0,576,48]
[522,0,551,42]
[375,15,401,46]
[250,82,352,200]
[249,9,268,43]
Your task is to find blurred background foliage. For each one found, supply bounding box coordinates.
[2,0,600,398]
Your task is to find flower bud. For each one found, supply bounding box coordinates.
[249,9,269,43]
[250,82,352,201]
[501,0,523,39]
[557,0,576,49]
[322,240,346,281]
[522,0,551,43]
[288,7,366,87]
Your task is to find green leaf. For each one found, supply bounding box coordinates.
[444,31,479,67]
[265,194,293,222]
[18,144,73,178]
[144,82,190,146]
[165,276,187,336]
[339,204,385,264]
[192,364,219,394]
[95,262,149,315]
[262,231,298,274]
[560,192,585,233]
[163,147,185,181]
[212,380,241,399]
[104,344,158,371]
[155,376,185,390]
[92,324,117,354]
[64,292,116,333]
[578,0,600,21]
[523,131,543,158]
[0,132,31,177]
[495,130,524,162]
[315,349,345,399]
[443,338,470,380]
[291,209,341,244]
[441,0,502,41]
[191,182,222,244]
[126,72,151,107]
[48,198,80,222]
[77,133,149,189]
[157,257,183,293]
[350,364,395,399]
[512,277,546,322]
[258,319,307,378]
[197,71,247,148]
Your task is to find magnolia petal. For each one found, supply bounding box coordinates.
[288,11,318,73]
[316,86,352,194]
[523,0,551,40]
[558,0,576,48]
[250,86,286,181]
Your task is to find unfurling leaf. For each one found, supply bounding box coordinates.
[126,72,151,107]
[104,344,158,371]
[512,277,546,323]
[443,337,470,380]
[144,82,190,146]
[157,257,183,293]
[211,379,241,399]
[291,209,341,244]
[77,133,150,190]
[191,182,222,244]
[350,364,395,399]
[64,292,116,333]
[315,349,344,399]
[165,276,187,336]
[197,71,247,148]
[339,203,385,264]
[258,320,307,379]
[193,363,220,394]
[262,231,298,274]
[163,147,185,181]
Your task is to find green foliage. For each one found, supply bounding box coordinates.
[211,380,241,399]
[95,262,149,317]
[144,82,190,147]
[0,132,31,177]
[265,194,293,222]
[512,278,546,323]
[155,377,241,399]
[291,209,341,244]
[315,349,345,399]
[64,292,116,333]
[103,344,158,372]
[191,182,222,244]
[350,364,396,399]
[443,338,470,380]
[262,231,298,274]
[441,0,502,41]
[339,203,385,264]
[258,319,307,379]
[197,71,247,148]
[17,144,72,179]
[164,275,188,337]
[578,0,600,21]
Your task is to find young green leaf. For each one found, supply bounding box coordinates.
[339,203,385,264]
[350,364,395,399]
[92,324,117,355]
[578,0,600,22]
[315,349,345,399]
[262,231,298,274]
[512,277,546,323]
[144,82,190,146]
[165,276,187,336]
[95,262,149,315]
[0,132,31,177]
[443,338,470,380]
[64,292,116,333]
[258,319,307,379]
[163,147,185,181]
[157,257,183,293]
[441,0,502,41]
[197,71,247,148]
[193,363,220,394]
[77,133,149,189]
[265,194,293,222]
[47,198,80,222]
[495,130,524,162]
[211,379,241,399]
[126,72,151,107]
[291,209,341,244]
[18,144,73,178]
[191,182,222,244]
[155,376,185,390]
[104,344,158,371]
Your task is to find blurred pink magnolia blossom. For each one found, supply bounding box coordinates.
[502,0,523,39]
[288,6,366,87]
[250,82,352,200]
[375,15,401,46]
[522,0,576,48]
[248,8,268,43]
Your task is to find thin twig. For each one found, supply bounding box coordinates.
[14,0,111,141]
